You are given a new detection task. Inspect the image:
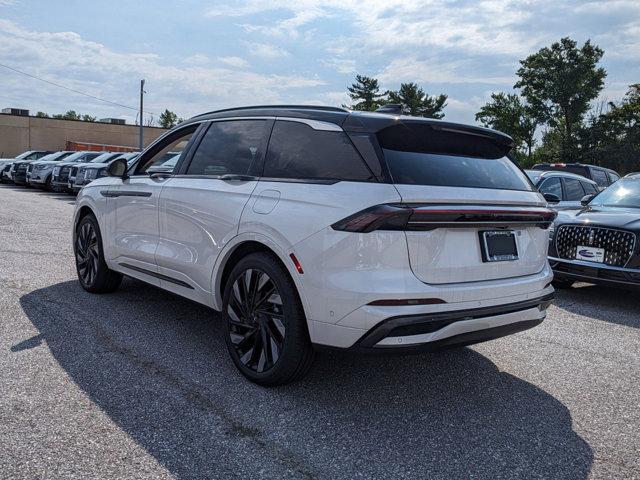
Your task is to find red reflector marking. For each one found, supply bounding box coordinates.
[367,298,446,306]
[289,253,304,274]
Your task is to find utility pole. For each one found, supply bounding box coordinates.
[139,79,145,150]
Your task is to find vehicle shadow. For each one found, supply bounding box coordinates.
[554,283,640,328]
[17,279,593,479]
[0,183,76,203]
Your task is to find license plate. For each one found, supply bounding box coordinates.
[575,245,605,263]
[481,230,518,262]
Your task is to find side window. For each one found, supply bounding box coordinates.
[264,120,373,181]
[136,125,198,175]
[582,182,598,195]
[563,178,586,201]
[591,168,609,187]
[608,172,620,183]
[538,177,562,199]
[186,120,267,176]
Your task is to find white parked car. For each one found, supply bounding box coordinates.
[73,106,556,385]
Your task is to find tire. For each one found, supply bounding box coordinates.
[222,252,314,386]
[44,174,52,191]
[74,214,122,293]
[552,279,574,289]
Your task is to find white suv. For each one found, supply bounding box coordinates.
[73,106,556,385]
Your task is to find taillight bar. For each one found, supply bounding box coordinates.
[332,204,557,233]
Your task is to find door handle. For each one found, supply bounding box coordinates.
[220,174,257,181]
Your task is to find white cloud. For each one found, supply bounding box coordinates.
[244,42,290,59]
[218,56,250,68]
[322,58,357,75]
[0,20,323,120]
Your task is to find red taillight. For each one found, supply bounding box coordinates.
[332,204,557,233]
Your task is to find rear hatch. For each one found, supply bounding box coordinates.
[378,121,552,285]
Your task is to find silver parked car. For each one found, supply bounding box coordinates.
[525,170,599,210]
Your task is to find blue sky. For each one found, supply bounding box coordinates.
[0,0,638,126]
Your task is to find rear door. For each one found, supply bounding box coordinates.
[156,119,272,294]
[377,123,549,285]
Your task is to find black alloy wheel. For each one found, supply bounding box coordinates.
[74,214,122,293]
[76,221,99,287]
[227,268,286,373]
[223,252,314,386]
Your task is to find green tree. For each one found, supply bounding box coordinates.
[81,114,96,122]
[476,92,538,164]
[515,37,606,162]
[35,111,49,118]
[159,109,179,128]
[346,75,385,111]
[580,84,640,173]
[387,82,447,118]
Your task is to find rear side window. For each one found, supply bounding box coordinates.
[563,178,585,201]
[582,182,598,195]
[187,120,267,176]
[264,120,373,181]
[608,172,620,183]
[378,123,531,191]
[539,177,562,199]
[591,168,609,187]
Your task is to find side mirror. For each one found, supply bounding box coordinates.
[107,158,128,179]
[543,193,560,204]
[581,194,595,206]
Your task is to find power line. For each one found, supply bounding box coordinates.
[0,62,156,115]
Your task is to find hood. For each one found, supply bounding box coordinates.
[556,205,640,231]
[83,162,110,169]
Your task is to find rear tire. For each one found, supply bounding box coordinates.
[74,214,122,293]
[222,252,314,386]
[44,175,52,191]
[552,279,574,289]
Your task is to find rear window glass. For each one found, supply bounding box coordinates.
[264,121,373,181]
[591,168,609,187]
[378,123,531,191]
[563,178,585,201]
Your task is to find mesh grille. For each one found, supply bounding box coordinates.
[555,225,636,267]
[59,165,71,182]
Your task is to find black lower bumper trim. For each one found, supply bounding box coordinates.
[352,293,553,354]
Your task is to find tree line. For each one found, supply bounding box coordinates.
[33,108,184,129]
[345,37,639,173]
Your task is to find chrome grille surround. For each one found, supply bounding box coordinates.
[555,225,636,267]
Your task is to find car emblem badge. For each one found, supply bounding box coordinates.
[588,230,595,246]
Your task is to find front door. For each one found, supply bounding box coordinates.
[106,124,200,284]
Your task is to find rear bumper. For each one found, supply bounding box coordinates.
[550,256,640,289]
[350,294,552,353]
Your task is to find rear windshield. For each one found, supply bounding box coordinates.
[378,123,532,191]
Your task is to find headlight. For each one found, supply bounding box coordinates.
[85,169,98,180]
[548,221,556,240]
[97,168,108,178]
[53,166,60,175]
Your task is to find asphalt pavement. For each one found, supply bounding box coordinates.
[0,183,638,479]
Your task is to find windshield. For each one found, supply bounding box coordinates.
[15,151,35,160]
[89,153,119,163]
[39,151,72,162]
[589,179,640,208]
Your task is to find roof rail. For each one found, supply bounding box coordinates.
[191,104,350,119]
